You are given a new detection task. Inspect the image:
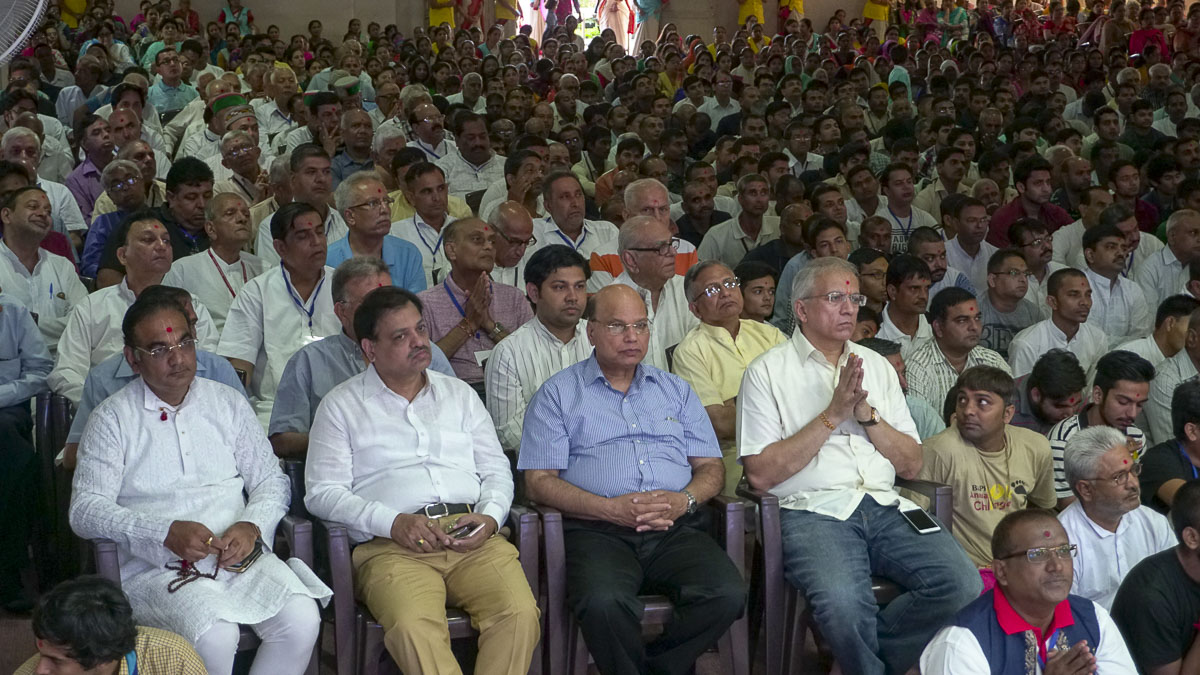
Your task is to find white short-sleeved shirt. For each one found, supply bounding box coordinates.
[38,178,87,235]
[162,249,265,332]
[1009,319,1109,379]
[527,216,619,263]
[0,242,87,349]
[1058,501,1176,610]
[254,205,347,268]
[876,306,934,360]
[1083,267,1153,348]
[946,236,999,293]
[697,216,782,269]
[435,149,504,199]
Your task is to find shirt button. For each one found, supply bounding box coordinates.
[631,423,637,428]
[639,460,645,465]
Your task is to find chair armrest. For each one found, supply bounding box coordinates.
[314,519,356,675]
[707,495,746,577]
[281,459,308,518]
[90,538,121,587]
[508,504,540,592]
[530,504,567,674]
[895,477,954,533]
[279,514,313,568]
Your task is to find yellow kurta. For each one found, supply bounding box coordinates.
[739,0,765,26]
[429,5,455,28]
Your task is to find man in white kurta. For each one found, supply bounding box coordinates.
[68,294,330,675]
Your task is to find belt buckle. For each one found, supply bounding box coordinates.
[423,503,450,519]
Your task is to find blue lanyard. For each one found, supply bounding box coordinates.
[416,139,442,160]
[553,226,586,251]
[1180,442,1199,479]
[125,650,138,675]
[281,267,324,330]
[444,278,485,338]
[415,223,444,257]
[887,205,914,237]
[1037,628,1064,669]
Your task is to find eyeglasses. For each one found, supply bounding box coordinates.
[627,237,680,256]
[1018,236,1049,248]
[348,196,395,212]
[420,115,444,124]
[108,176,141,193]
[993,268,1033,278]
[692,277,740,301]
[1086,461,1142,488]
[225,145,255,158]
[597,320,652,335]
[803,291,868,306]
[135,337,196,360]
[497,230,536,247]
[999,544,1077,564]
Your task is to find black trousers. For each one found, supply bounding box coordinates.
[0,403,35,577]
[563,511,746,675]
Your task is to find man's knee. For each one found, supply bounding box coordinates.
[195,620,242,660]
[678,563,747,622]
[569,586,643,625]
[275,596,321,644]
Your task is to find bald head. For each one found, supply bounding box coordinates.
[591,284,645,323]
[492,200,535,267]
[587,284,650,369]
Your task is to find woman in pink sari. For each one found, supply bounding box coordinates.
[916,0,943,45]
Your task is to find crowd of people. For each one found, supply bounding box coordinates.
[9,0,1200,672]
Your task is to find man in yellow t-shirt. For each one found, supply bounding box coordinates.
[919,366,1058,568]
[672,260,788,494]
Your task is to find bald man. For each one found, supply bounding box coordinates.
[520,284,746,675]
[490,201,535,289]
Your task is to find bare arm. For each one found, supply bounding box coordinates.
[525,469,621,521]
[742,415,838,491]
[704,399,737,441]
[684,456,724,503]
[435,320,473,359]
[861,416,923,480]
[268,432,308,459]
[1156,479,1188,508]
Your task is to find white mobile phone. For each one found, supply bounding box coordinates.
[450,521,487,539]
[900,508,943,535]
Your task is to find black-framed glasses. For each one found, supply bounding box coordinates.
[1086,462,1142,488]
[107,176,140,194]
[348,196,395,212]
[999,544,1077,564]
[135,337,196,360]
[498,230,536,247]
[627,237,680,256]
[992,268,1033,278]
[692,277,740,301]
[803,291,868,306]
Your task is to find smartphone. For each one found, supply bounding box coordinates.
[449,522,486,539]
[900,508,942,535]
[226,540,265,573]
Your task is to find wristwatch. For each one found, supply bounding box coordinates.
[683,489,697,515]
[858,407,881,427]
[490,322,506,338]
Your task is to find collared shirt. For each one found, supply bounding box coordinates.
[1065,232,1163,280]
[1024,261,1069,320]
[610,271,699,371]
[217,265,340,426]
[283,125,315,153]
[255,99,296,142]
[586,238,698,293]
[214,172,262,207]
[906,340,1012,413]
[270,332,452,438]
[305,365,514,542]
[1146,348,1200,445]
[1115,335,1167,370]
[772,251,813,334]
[1048,405,1147,499]
[491,263,525,290]
[38,178,87,236]
[697,98,741,131]
[946,236,999,293]
[388,188,474,223]
[920,588,1136,673]
[417,272,533,384]
[255,205,347,268]
[0,293,53,409]
[913,178,969,224]
[484,317,592,450]
[92,179,168,220]
[0,241,88,350]
[572,154,611,196]
[325,235,426,293]
[436,149,505,199]
[67,348,247,444]
[697,216,782,269]
[528,216,620,263]
[49,278,219,403]
[518,355,721,496]
[1058,501,1175,610]
[330,150,375,188]
[977,293,1041,360]
[919,424,1057,567]
[1009,319,1109,379]
[881,205,939,254]
[162,249,265,332]
[146,80,199,113]
[14,626,208,675]
[738,328,920,518]
[877,305,934,360]
[987,198,1074,247]
[98,205,212,274]
[389,212,458,287]
[1052,219,1087,269]
[1135,244,1189,311]
[176,127,221,162]
[65,157,104,224]
[407,136,457,162]
[1083,267,1152,348]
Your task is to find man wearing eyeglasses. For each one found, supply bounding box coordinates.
[1059,426,1175,611]
[146,47,198,115]
[520,283,746,675]
[326,172,425,292]
[489,201,535,290]
[407,102,456,163]
[672,260,786,494]
[945,197,999,293]
[921,510,1136,673]
[739,255,981,675]
[70,291,331,675]
[212,131,266,207]
[978,249,1041,361]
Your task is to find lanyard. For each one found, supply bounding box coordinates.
[415,138,443,160]
[125,650,138,675]
[887,205,914,238]
[444,278,486,338]
[553,225,586,251]
[1180,442,1199,479]
[1037,628,1064,669]
[177,226,202,252]
[281,267,324,330]
[414,222,444,257]
[208,249,247,298]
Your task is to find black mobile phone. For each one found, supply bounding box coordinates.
[900,508,942,535]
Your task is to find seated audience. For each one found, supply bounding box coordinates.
[735,260,778,323]
[875,254,934,359]
[1081,222,1152,348]
[1009,268,1108,378]
[1116,294,1199,373]
[1010,349,1089,435]
[327,171,425,292]
[978,248,1040,359]
[1146,305,1200,444]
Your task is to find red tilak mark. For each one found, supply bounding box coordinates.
[1043,530,1052,537]
[165,326,172,332]
[1068,396,1077,404]
[1124,459,1129,465]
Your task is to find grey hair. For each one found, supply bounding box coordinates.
[372,123,406,154]
[683,259,732,301]
[399,84,432,116]
[1,127,40,152]
[791,257,858,305]
[1149,63,1172,78]
[219,129,254,154]
[462,71,483,84]
[334,170,384,213]
[1063,426,1130,497]
[1116,67,1141,86]
[617,215,662,254]
[204,191,247,221]
[623,178,668,212]
[331,256,391,303]
[1166,209,1200,236]
[100,159,141,189]
[268,153,291,184]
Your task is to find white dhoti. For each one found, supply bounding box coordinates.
[599,0,633,50]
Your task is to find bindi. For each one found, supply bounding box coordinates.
[1043,530,1052,538]
[165,326,172,332]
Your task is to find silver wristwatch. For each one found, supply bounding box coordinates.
[683,489,697,514]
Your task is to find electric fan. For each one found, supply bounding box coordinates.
[0,0,48,65]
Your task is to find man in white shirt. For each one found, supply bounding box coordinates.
[220,202,340,427]
[1060,426,1175,610]
[1010,218,1067,320]
[529,171,619,263]
[445,72,486,113]
[1053,186,1112,270]
[592,178,698,291]
[49,211,219,402]
[406,102,456,162]
[697,72,739,132]
[163,193,263,331]
[485,245,592,450]
[876,254,934,359]
[255,66,298,145]
[283,92,340,154]
[607,215,698,370]
[1115,295,1199,372]
[1,127,87,245]
[1082,223,1153,348]
[945,197,999,292]
[920,510,1137,673]
[698,173,779,268]
[0,186,87,351]
[739,256,981,675]
[389,162,457,286]
[1146,305,1200,444]
[1009,268,1109,378]
[913,147,969,224]
[69,292,330,675]
[434,113,502,199]
[1137,209,1200,310]
[489,201,535,290]
[255,145,347,266]
[303,286,539,675]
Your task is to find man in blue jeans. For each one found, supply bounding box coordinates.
[737,256,981,675]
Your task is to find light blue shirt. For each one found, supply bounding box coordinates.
[146,80,198,113]
[0,294,52,408]
[774,251,812,334]
[66,349,246,443]
[517,355,720,497]
[325,236,427,294]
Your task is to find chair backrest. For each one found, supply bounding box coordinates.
[282,459,308,518]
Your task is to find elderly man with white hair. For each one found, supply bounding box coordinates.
[446,72,486,114]
[256,66,301,144]
[589,177,698,290]
[1059,425,1175,610]
[212,130,267,205]
[0,127,87,248]
[379,85,433,140]
[370,125,408,192]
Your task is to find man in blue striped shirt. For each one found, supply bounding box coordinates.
[519,284,745,675]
